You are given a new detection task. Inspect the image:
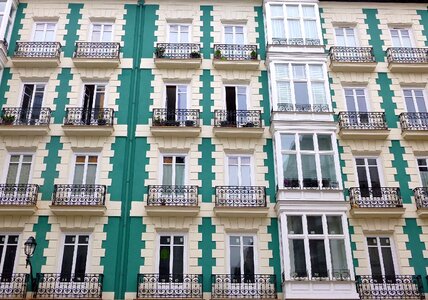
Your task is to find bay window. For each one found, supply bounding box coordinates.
[280,133,339,189]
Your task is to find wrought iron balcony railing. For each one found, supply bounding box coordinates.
[338,111,388,130]
[414,187,428,209]
[349,187,402,208]
[356,275,424,300]
[329,46,375,63]
[147,185,198,207]
[0,273,29,299]
[288,269,351,281]
[400,112,428,131]
[74,42,120,59]
[215,186,266,208]
[283,178,339,190]
[152,109,200,127]
[211,274,277,299]
[52,184,106,206]
[214,110,262,128]
[277,103,330,113]
[387,47,428,64]
[64,108,114,126]
[0,107,51,126]
[155,43,201,59]
[13,41,61,58]
[271,38,321,47]
[213,44,258,60]
[33,273,104,299]
[137,274,203,299]
[0,184,38,206]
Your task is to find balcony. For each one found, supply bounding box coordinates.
[213,110,263,138]
[0,107,51,135]
[356,275,424,300]
[0,184,38,215]
[150,108,201,137]
[399,112,428,140]
[328,47,376,72]
[154,43,202,69]
[50,184,106,216]
[414,187,428,218]
[62,108,114,136]
[145,185,199,216]
[338,112,389,139]
[73,42,120,68]
[212,44,260,70]
[214,186,268,217]
[33,273,104,299]
[268,37,323,54]
[0,273,29,299]
[387,47,428,72]
[349,187,405,218]
[11,41,61,67]
[137,273,203,299]
[277,178,342,202]
[211,274,277,299]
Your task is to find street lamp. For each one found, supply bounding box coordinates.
[24,237,37,290]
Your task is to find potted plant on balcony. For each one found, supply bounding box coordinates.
[190,51,201,59]
[220,120,231,127]
[154,46,165,58]
[152,117,163,126]
[1,114,15,125]
[97,113,107,126]
[250,50,257,60]
[214,49,222,59]
[185,120,195,127]
[243,121,255,128]
[165,119,180,126]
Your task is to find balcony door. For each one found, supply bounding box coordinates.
[4,154,32,200]
[33,22,56,42]
[367,237,396,283]
[404,89,427,127]
[417,158,428,187]
[225,86,247,126]
[229,236,255,283]
[345,88,368,125]
[20,84,45,124]
[224,25,244,45]
[168,24,189,43]
[165,85,187,123]
[356,158,382,198]
[71,155,98,204]
[91,23,113,42]
[390,28,412,47]
[60,235,89,282]
[335,27,357,47]
[158,235,185,282]
[0,235,18,282]
[228,156,251,186]
[82,84,106,125]
[162,156,185,187]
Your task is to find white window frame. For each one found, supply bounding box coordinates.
[226,234,258,275]
[354,157,384,189]
[0,233,20,275]
[344,87,370,112]
[222,24,246,44]
[164,84,189,110]
[90,23,114,42]
[225,155,254,186]
[416,157,428,187]
[389,27,413,47]
[57,233,92,275]
[334,27,358,47]
[155,232,188,275]
[159,153,187,185]
[70,153,99,184]
[80,83,108,107]
[365,236,399,277]
[3,152,34,184]
[0,0,17,43]
[223,85,249,110]
[20,83,46,108]
[403,88,427,113]
[31,21,56,42]
[167,23,191,43]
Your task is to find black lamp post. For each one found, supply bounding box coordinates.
[24,237,37,290]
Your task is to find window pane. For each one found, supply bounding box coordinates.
[275,64,289,78]
[320,155,337,188]
[289,239,307,277]
[368,245,382,277]
[173,245,184,275]
[318,135,332,151]
[293,65,306,79]
[311,82,326,104]
[309,240,327,277]
[18,162,31,184]
[304,20,318,39]
[60,245,74,281]
[159,245,170,277]
[272,19,285,39]
[309,65,323,80]
[243,245,255,276]
[73,164,84,184]
[330,239,348,272]
[286,5,299,17]
[288,20,301,38]
[2,244,17,277]
[283,154,298,187]
[86,164,97,184]
[74,244,88,279]
[229,165,239,186]
[327,216,343,234]
[230,246,241,277]
[287,216,303,234]
[302,155,317,187]
[381,246,396,277]
[299,134,314,150]
[270,5,284,18]
[277,82,291,103]
[162,164,172,185]
[281,134,296,150]
[302,5,315,18]
[294,82,310,105]
[6,163,18,184]
[175,164,185,186]
[307,216,323,234]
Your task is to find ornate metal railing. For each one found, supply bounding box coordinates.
[277,103,330,113]
[215,186,266,208]
[0,273,29,299]
[329,46,375,63]
[288,269,351,281]
[214,110,262,128]
[356,275,424,300]
[0,184,38,206]
[0,107,51,126]
[137,274,203,299]
[283,178,339,190]
[64,108,114,126]
[155,43,201,59]
[271,38,321,46]
[213,44,258,60]
[147,185,198,207]
[400,112,428,131]
[387,47,428,64]
[414,187,428,209]
[338,111,388,130]
[211,274,277,299]
[152,109,200,127]
[33,273,104,299]
[74,42,120,59]
[52,184,106,206]
[349,187,402,208]
[14,41,61,58]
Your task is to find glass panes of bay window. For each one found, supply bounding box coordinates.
[287,216,303,234]
[309,239,327,277]
[417,158,428,187]
[307,216,323,234]
[327,216,343,234]
[270,5,285,39]
[0,1,6,26]
[330,239,348,276]
[289,239,306,278]
[6,154,32,184]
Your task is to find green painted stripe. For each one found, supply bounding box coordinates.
[40,137,62,201]
[63,4,83,57]
[52,68,72,124]
[390,140,412,204]
[319,8,328,48]
[259,71,270,126]
[198,217,215,292]
[198,138,215,203]
[254,6,266,60]
[337,142,349,198]
[122,4,138,59]
[141,5,159,59]
[116,69,132,124]
[417,9,428,47]
[348,225,359,269]
[32,216,51,291]
[200,6,213,59]
[267,218,282,292]
[264,139,276,203]
[0,68,12,108]
[377,72,397,128]
[199,70,213,125]
[108,137,127,201]
[139,69,154,124]
[131,138,150,201]
[7,3,26,56]
[100,217,120,292]
[125,217,146,292]
[363,9,385,62]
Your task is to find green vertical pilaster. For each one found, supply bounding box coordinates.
[100,217,120,292]
[7,3,26,56]
[259,71,270,126]
[254,6,266,60]
[377,72,397,128]
[122,5,138,59]
[264,139,276,203]
[348,225,359,269]
[337,143,349,198]
[139,69,154,124]
[115,70,132,124]
[363,9,384,62]
[108,137,127,201]
[52,68,72,124]
[267,218,282,292]
[131,138,150,201]
[199,70,213,125]
[198,138,215,203]
[0,68,12,108]
[40,137,62,200]
[63,4,83,57]
[390,140,412,204]
[32,216,51,278]
[403,218,428,292]
[141,5,159,58]
[319,8,328,47]
[198,217,215,292]
[417,9,428,47]
[200,6,213,59]
[125,217,146,292]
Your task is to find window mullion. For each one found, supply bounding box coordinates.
[290,64,296,107]
[283,5,289,40]
[377,238,386,277]
[313,134,322,187]
[299,5,305,40]
[295,134,303,186]
[302,215,311,278]
[322,216,333,279]
[306,64,314,108]
[0,236,7,272]
[71,236,78,275]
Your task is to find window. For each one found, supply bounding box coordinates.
[269,4,320,44]
[165,85,187,119]
[274,63,327,111]
[224,25,245,44]
[91,23,113,42]
[229,235,255,282]
[6,154,32,184]
[334,27,357,47]
[0,1,6,26]
[286,214,349,280]
[33,22,56,42]
[82,84,106,124]
[280,133,338,189]
[390,28,412,47]
[0,0,16,43]
[162,155,185,186]
[73,155,98,185]
[228,156,251,186]
[356,158,382,197]
[0,234,18,281]
[417,158,428,187]
[60,234,89,282]
[168,24,190,43]
[224,86,248,126]
[367,237,396,283]
[344,88,369,125]
[404,89,426,113]
[158,235,184,282]
[21,84,45,122]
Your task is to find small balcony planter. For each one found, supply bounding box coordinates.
[152,117,163,126]
[154,46,165,58]
[190,51,201,59]
[214,49,222,59]
[164,120,180,126]
[243,122,255,128]
[250,50,257,60]
[185,120,195,127]
[1,115,15,125]
[97,118,107,126]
